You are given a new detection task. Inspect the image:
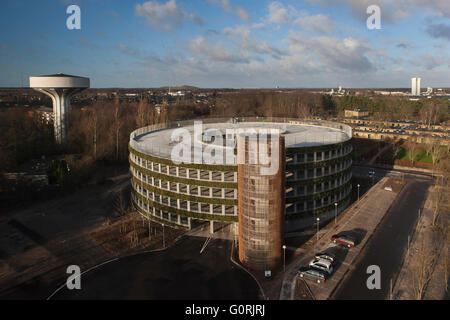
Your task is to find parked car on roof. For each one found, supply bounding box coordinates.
[314,251,337,265]
[331,234,356,248]
[297,267,327,283]
[309,258,334,275]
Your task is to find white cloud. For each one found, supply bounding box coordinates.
[209,0,251,22]
[187,36,248,63]
[209,0,232,12]
[223,25,286,59]
[292,12,336,34]
[307,0,450,22]
[410,53,450,70]
[268,1,290,24]
[266,2,336,34]
[288,33,375,72]
[117,43,140,57]
[135,0,203,31]
[252,22,265,29]
[236,6,250,22]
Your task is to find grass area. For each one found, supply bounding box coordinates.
[397,149,432,163]
[392,144,449,164]
[378,142,448,164]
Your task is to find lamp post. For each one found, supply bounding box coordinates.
[357,184,360,201]
[148,217,151,241]
[316,217,320,241]
[334,202,338,225]
[282,245,286,272]
[162,223,165,248]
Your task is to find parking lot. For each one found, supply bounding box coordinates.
[280,176,403,300]
[50,236,261,300]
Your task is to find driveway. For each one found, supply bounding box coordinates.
[51,236,261,300]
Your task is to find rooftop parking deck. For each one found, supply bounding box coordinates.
[131,119,351,162]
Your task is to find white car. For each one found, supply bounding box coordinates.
[309,258,334,275]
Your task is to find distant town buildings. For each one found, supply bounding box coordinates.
[36,106,53,124]
[344,109,369,119]
[343,118,450,145]
[326,85,346,96]
[168,90,185,97]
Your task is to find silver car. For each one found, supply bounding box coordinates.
[309,258,334,275]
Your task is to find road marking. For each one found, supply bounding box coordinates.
[200,236,212,254]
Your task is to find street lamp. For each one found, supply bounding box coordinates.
[357,184,360,201]
[316,217,320,241]
[334,202,338,225]
[148,217,151,241]
[282,245,286,272]
[162,223,165,248]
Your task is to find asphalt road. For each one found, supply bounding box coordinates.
[332,177,432,299]
[51,236,261,300]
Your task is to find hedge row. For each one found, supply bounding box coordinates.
[286,139,352,154]
[131,176,238,206]
[285,179,352,203]
[135,204,188,229]
[130,159,238,189]
[286,154,352,170]
[285,193,352,220]
[129,144,238,172]
[132,189,239,222]
[286,166,352,187]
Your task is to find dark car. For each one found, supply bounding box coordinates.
[297,267,327,283]
[331,234,356,248]
[314,251,337,264]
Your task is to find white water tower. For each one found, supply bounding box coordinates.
[29,73,90,143]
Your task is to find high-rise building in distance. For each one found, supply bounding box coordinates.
[411,77,421,96]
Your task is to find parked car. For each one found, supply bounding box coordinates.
[297,267,327,283]
[309,258,334,275]
[331,234,356,248]
[314,251,337,265]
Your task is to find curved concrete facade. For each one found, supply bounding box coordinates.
[128,118,352,232]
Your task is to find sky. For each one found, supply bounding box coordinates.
[0,0,449,88]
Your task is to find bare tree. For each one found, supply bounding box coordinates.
[411,239,435,299]
[87,108,98,160]
[407,141,418,164]
[114,103,123,161]
[430,140,443,167]
[117,190,129,216]
[432,185,443,226]
[296,98,312,119]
